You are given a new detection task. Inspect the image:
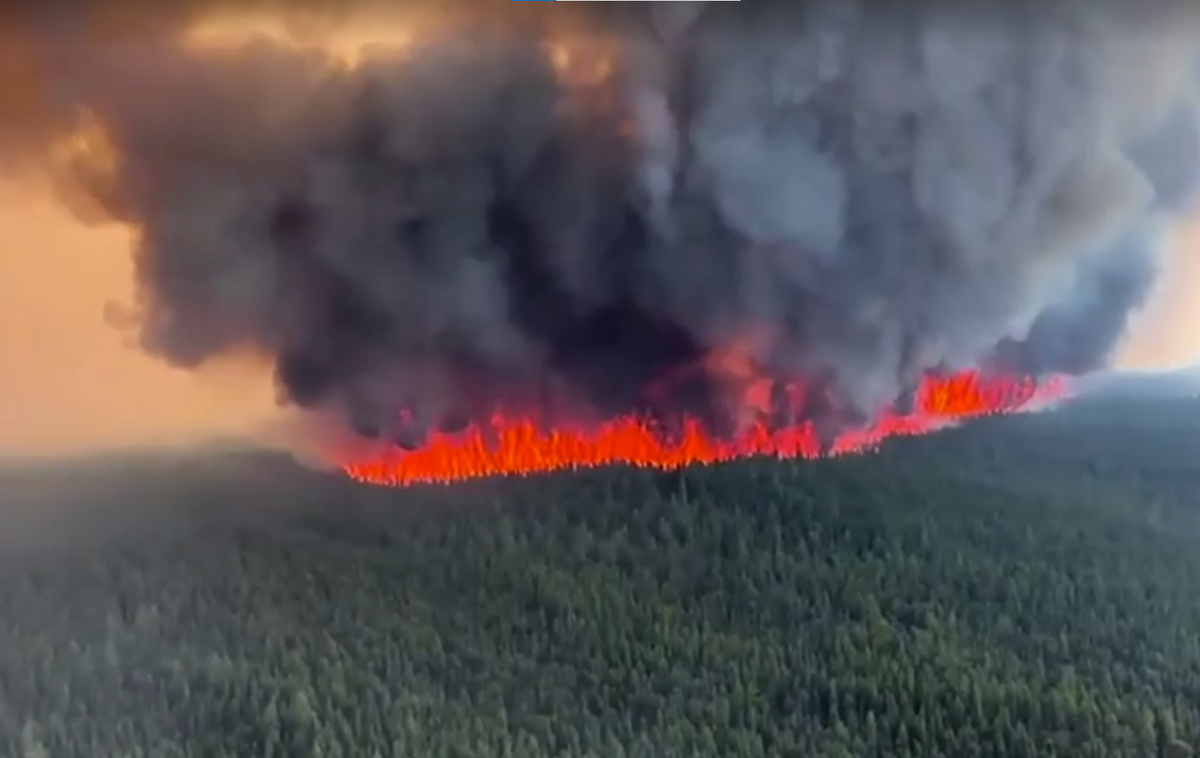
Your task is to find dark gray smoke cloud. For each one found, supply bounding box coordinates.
[998,93,1200,376]
[7,0,1200,446]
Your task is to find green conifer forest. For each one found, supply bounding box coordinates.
[1,396,1199,757]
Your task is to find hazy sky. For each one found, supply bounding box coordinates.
[1115,210,1200,371]
[0,183,282,458]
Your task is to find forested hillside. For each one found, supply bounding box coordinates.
[1,398,1200,758]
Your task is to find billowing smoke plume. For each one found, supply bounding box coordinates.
[5,0,1200,448]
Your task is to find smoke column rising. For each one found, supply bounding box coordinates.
[3,0,1200,462]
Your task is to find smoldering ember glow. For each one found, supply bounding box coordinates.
[3,1,1199,484]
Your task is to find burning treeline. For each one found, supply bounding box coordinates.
[3,1,1200,484]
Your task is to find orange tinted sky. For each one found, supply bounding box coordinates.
[0,182,280,459]
[1114,211,1200,371]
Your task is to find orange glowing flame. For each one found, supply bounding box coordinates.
[343,371,1069,487]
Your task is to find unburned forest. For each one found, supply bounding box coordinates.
[0,396,1199,758]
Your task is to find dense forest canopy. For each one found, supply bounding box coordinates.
[1,396,1200,757]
